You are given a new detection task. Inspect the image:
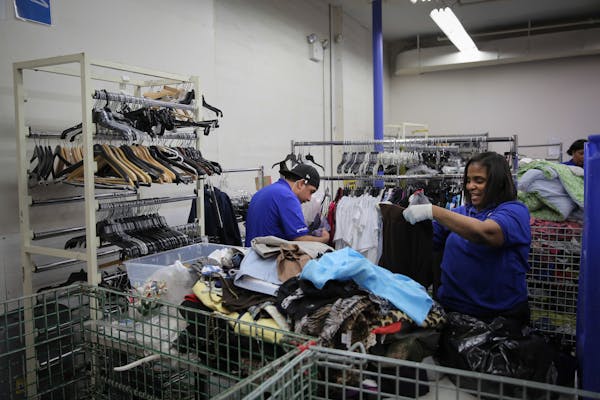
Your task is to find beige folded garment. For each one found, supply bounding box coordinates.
[250,235,332,259]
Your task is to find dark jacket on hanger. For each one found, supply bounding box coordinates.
[188,186,242,246]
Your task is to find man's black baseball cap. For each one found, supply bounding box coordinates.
[280,163,320,189]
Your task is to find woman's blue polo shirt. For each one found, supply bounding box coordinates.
[433,201,531,317]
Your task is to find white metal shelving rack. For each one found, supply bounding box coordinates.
[14,53,205,297]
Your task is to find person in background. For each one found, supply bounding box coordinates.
[402,152,531,326]
[244,164,330,246]
[562,139,587,168]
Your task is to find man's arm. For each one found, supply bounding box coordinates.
[292,230,330,243]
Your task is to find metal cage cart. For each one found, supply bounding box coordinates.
[527,222,583,345]
[214,346,600,400]
[0,285,311,399]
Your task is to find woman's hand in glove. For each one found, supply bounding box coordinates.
[402,204,433,224]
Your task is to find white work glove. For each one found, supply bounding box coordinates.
[403,204,433,225]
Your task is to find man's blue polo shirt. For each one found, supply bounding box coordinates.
[245,179,309,246]
[433,201,531,317]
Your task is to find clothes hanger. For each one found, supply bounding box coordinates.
[271,152,298,169]
[202,95,223,118]
[304,147,325,171]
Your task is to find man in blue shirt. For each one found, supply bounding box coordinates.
[403,152,531,324]
[245,164,330,246]
[562,139,586,167]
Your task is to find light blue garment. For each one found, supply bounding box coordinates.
[299,247,432,325]
[234,249,280,296]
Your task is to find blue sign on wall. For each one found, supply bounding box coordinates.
[14,0,51,26]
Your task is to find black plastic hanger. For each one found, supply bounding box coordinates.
[271,153,298,169]
[304,151,325,171]
[202,95,223,118]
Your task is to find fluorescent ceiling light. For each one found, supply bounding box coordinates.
[430,7,478,53]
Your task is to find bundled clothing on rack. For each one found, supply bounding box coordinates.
[517,160,584,221]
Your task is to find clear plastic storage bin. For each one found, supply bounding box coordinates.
[124,243,233,288]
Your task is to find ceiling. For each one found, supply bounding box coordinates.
[337,0,600,44]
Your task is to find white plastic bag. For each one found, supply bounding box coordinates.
[138,260,197,305]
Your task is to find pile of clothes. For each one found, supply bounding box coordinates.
[517,160,584,221]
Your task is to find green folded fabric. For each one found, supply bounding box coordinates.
[518,160,584,206]
[517,160,584,221]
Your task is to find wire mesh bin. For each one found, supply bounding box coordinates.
[216,346,600,400]
[0,284,311,399]
[0,285,90,400]
[527,223,583,344]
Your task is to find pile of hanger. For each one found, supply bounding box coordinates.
[29,143,222,188]
[86,88,223,140]
[64,213,191,260]
[57,87,224,142]
[336,151,380,175]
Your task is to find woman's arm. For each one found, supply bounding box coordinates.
[431,205,504,247]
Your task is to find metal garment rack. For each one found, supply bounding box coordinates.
[220,166,265,188]
[15,53,205,294]
[518,142,563,162]
[291,135,518,182]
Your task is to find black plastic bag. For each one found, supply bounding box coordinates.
[438,312,557,389]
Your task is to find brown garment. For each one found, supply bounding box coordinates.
[276,243,312,282]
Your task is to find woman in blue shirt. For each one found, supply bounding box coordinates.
[403,152,531,325]
[562,139,587,167]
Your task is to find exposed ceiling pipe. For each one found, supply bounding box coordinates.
[436,17,600,43]
[457,0,509,5]
[395,26,600,75]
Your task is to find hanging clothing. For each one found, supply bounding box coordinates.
[332,194,382,263]
[378,203,434,287]
[188,186,242,246]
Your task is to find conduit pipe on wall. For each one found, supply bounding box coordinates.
[372,0,384,153]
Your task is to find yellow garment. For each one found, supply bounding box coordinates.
[192,281,230,313]
[218,311,284,344]
[193,280,286,344]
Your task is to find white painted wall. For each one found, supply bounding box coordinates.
[0,0,216,300]
[0,0,375,299]
[388,56,600,159]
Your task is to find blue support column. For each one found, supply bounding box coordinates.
[372,0,384,153]
[577,134,600,394]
